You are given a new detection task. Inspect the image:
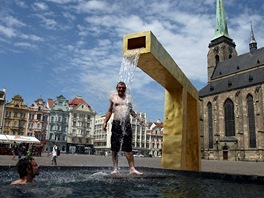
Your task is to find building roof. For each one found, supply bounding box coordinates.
[213,0,231,40]
[212,47,264,79]
[147,121,164,129]
[47,99,54,108]
[68,96,90,108]
[199,47,264,97]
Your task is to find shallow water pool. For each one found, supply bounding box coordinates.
[0,166,263,198]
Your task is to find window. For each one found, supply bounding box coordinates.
[215,55,219,65]
[29,114,34,120]
[224,99,235,136]
[37,114,41,121]
[207,102,213,149]
[43,115,47,121]
[19,121,24,127]
[5,121,10,127]
[6,111,11,117]
[20,113,25,119]
[247,94,256,148]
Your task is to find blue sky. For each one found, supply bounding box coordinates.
[1,0,264,122]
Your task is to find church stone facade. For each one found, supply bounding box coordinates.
[199,0,264,161]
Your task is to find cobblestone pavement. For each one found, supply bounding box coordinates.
[1,154,264,176]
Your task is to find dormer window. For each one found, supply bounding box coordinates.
[228,80,232,87]
[249,75,253,82]
[210,85,214,92]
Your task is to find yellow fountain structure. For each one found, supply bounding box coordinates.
[123,31,200,171]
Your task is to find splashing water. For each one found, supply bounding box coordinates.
[118,48,141,93]
[116,48,141,143]
[119,48,141,120]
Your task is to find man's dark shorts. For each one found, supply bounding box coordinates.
[111,120,132,152]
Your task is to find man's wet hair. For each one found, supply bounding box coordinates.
[16,157,34,178]
[116,81,126,88]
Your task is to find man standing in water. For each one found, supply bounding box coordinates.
[103,81,143,175]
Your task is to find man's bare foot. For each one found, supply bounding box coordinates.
[110,170,119,174]
[129,169,143,175]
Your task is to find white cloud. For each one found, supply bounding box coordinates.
[20,34,44,42]
[76,1,116,13]
[3,15,26,27]
[0,25,16,38]
[14,42,37,49]
[33,2,49,11]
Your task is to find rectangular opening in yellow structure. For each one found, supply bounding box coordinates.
[127,36,146,49]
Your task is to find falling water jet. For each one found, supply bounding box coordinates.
[113,48,142,149]
[118,48,142,92]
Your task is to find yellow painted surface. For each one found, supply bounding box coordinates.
[123,31,201,171]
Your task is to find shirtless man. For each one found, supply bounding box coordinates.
[11,157,40,185]
[103,81,143,175]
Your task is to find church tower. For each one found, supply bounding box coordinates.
[207,0,237,82]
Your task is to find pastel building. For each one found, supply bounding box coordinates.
[28,98,50,146]
[47,95,69,152]
[67,96,96,154]
[2,95,28,136]
[146,120,163,157]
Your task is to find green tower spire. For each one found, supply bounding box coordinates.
[213,0,231,39]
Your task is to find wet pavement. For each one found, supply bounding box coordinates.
[1,154,264,176]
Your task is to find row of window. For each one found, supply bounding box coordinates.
[207,94,256,148]
[5,111,26,119]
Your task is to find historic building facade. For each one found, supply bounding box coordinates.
[146,119,163,157]
[47,95,69,152]
[199,0,264,161]
[67,96,96,154]
[28,98,50,146]
[2,95,28,136]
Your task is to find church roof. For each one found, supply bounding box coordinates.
[199,47,264,97]
[212,47,264,79]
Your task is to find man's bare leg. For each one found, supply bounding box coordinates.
[124,152,143,175]
[111,151,119,174]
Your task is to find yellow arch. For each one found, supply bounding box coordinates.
[123,31,200,171]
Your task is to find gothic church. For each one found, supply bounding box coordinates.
[199,0,264,161]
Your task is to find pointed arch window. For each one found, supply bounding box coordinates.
[207,102,213,148]
[224,99,235,136]
[215,55,219,65]
[247,94,256,148]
